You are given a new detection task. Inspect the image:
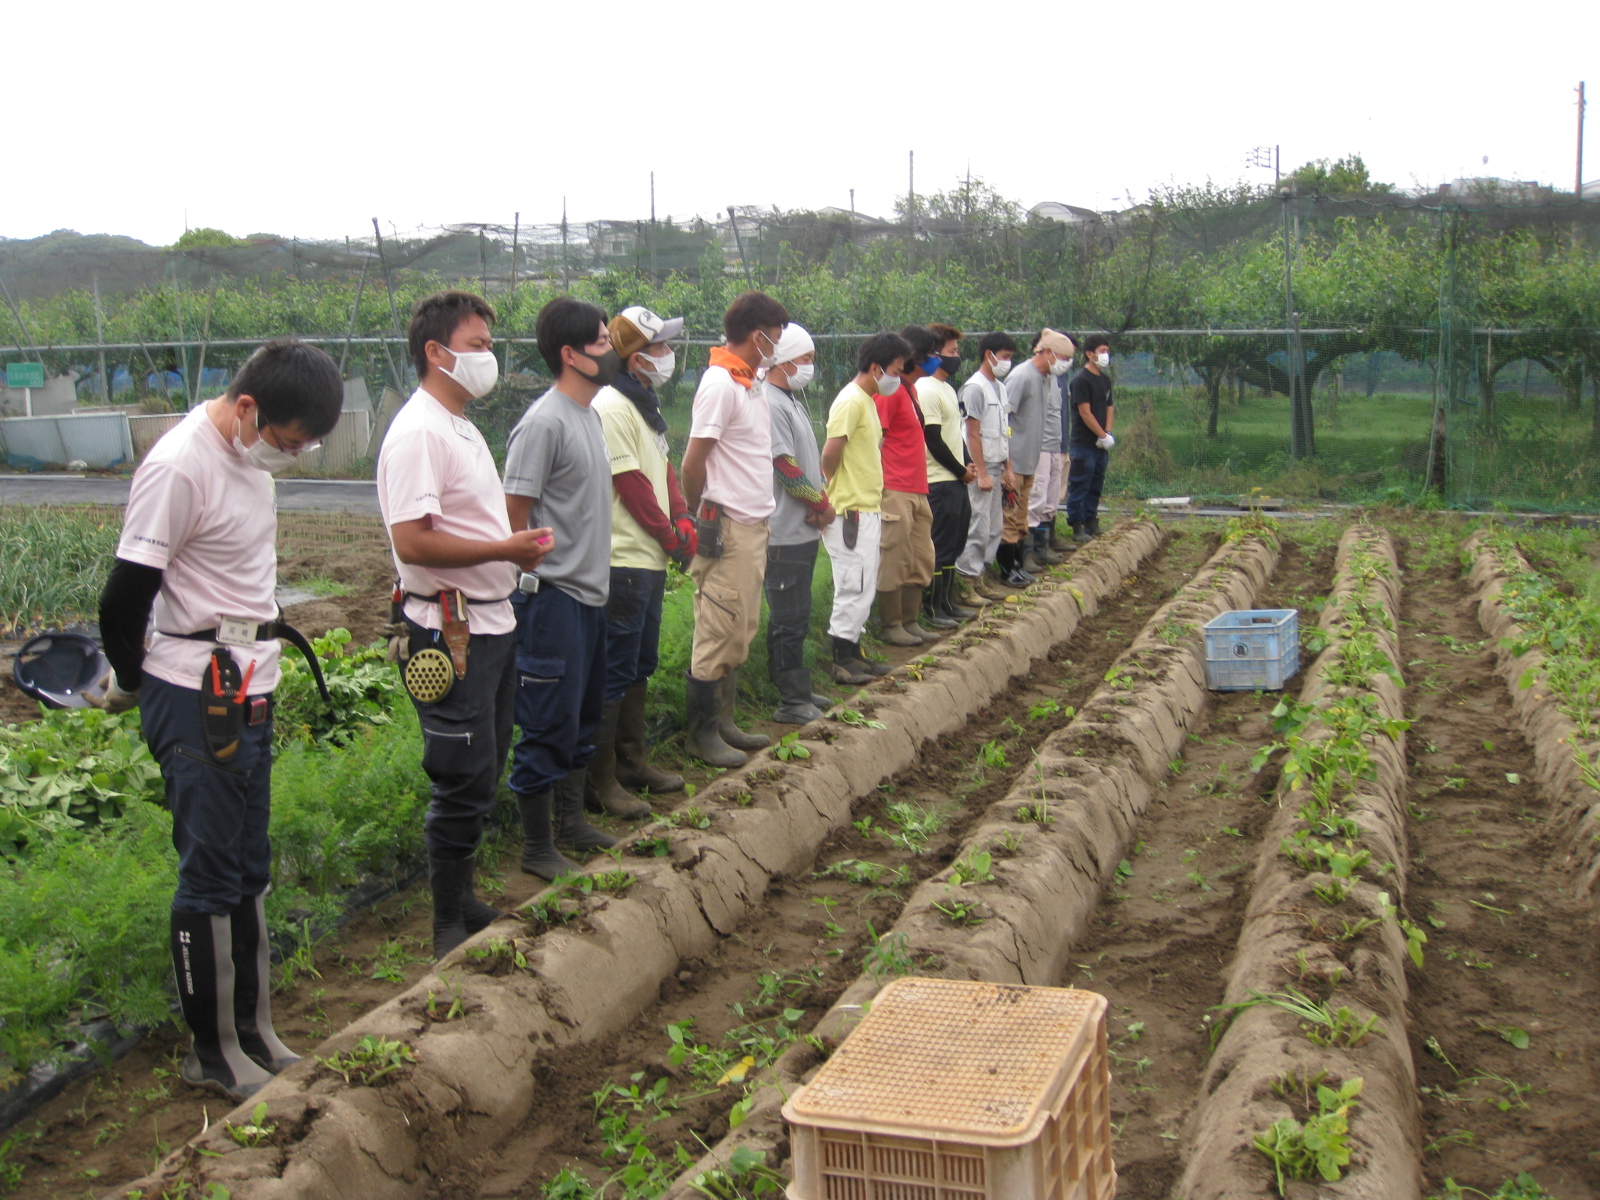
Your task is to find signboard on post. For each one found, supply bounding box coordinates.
[6,363,45,390]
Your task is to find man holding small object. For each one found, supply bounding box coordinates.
[97,338,343,1101]
[377,291,553,958]
[1066,335,1116,542]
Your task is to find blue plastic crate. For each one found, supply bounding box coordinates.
[1202,609,1300,691]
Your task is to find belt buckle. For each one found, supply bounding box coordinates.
[216,617,256,647]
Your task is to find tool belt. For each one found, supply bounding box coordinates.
[164,619,331,708]
[388,585,512,705]
[841,510,860,551]
[695,501,725,560]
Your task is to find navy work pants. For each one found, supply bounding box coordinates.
[509,586,607,797]
[603,567,665,704]
[1065,445,1110,527]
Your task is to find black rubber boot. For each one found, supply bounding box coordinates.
[847,639,891,677]
[171,910,273,1102]
[1071,522,1092,545]
[938,568,976,621]
[556,767,619,851]
[830,638,872,685]
[614,682,684,794]
[718,670,769,751]
[685,674,747,767]
[1087,515,1103,537]
[515,791,581,884]
[773,668,824,724]
[1035,526,1064,565]
[231,894,300,1074]
[584,701,652,818]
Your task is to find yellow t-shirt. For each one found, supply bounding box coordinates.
[915,376,963,485]
[593,387,670,570]
[824,382,884,514]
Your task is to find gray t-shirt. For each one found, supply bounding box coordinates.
[766,381,823,547]
[1005,359,1050,475]
[503,386,612,607]
[1041,368,1064,450]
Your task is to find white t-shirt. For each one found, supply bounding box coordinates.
[117,405,284,692]
[689,365,775,525]
[376,389,517,636]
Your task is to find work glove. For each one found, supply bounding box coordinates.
[670,513,698,559]
[89,670,140,713]
[383,621,411,663]
[1096,434,1116,450]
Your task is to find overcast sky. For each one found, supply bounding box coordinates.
[7,0,1595,246]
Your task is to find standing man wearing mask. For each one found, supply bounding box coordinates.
[1027,337,1072,569]
[955,331,1018,604]
[501,298,619,879]
[872,325,939,647]
[1066,335,1116,542]
[97,339,343,1101]
[379,291,554,956]
[585,306,694,819]
[821,332,908,683]
[1000,328,1075,586]
[915,322,976,626]
[763,323,836,723]
[679,291,791,766]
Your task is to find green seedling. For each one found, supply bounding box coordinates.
[1028,698,1062,720]
[950,850,994,886]
[1253,1076,1363,1194]
[861,924,920,983]
[977,739,1008,771]
[465,936,530,969]
[774,732,811,761]
[225,1102,276,1148]
[316,1035,417,1085]
[1480,1024,1530,1050]
[424,973,468,1022]
[993,829,1026,856]
[817,858,907,887]
[931,889,983,926]
[1220,989,1380,1048]
[1312,878,1351,906]
[833,708,885,729]
[883,801,942,854]
[1015,802,1054,825]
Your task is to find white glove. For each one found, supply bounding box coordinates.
[1096,434,1116,450]
[89,670,141,713]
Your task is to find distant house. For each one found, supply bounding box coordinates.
[1583,179,1600,199]
[1029,201,1104,225]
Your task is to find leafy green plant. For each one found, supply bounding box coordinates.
[817,858,907,887]
[1015,802,1054,825]
[225,1101,277,1148]
[1221,990,1381,1048]
[950,849,994,886]
[773,732,811,761]
[0,708,163,851]
[883,801,942,854]
[931,889,983,925]
[686,1143,787,1198]
[861,924,923,983]
[316,1035,417,1085]
[1028,698,1062,720]
[1252,1076,1362,1195]
[833,708,885,729]
[977,740,1008,771]
[1431,1173,1554,1199]
[273,628,404,748]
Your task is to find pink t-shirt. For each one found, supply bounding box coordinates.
[376,389,517,636]
[117,405,284,692]
[688,365,775,525]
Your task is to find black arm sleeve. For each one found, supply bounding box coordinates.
[99,558,163,690]
[922,421,966,478]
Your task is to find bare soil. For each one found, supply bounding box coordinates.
[8,529,1213,1199]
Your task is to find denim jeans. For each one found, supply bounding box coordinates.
[603,567,665,704]
[1066,445,1110,526]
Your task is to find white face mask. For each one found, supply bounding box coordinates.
[441,348,499,399]
[1048,355,1073,377]
[636,348,675,387]
[875,370,901,396]
[756,331,781,371]
[1096,351,1111,368]
[785,362,815,390]
[235,410,308,474]
[990,355,1013,380]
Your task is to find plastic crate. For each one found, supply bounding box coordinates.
[1202,608,1299,691]
[782,978,1115,1200]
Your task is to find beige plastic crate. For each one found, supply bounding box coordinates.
[782,977,1115,1200]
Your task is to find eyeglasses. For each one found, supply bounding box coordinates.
[261,424,322,457]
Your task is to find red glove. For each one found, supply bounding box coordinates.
[667,513,697,571]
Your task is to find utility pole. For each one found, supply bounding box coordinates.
[1275,144,1281,187]
[1578,82,1588,198]
[649,173,657,278]
[510,212,520,294]
[561,197,570,292]
[92,274,108,402]
[907,150,916,228]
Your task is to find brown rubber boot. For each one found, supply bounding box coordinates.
[901,585,940,641]
[877,588,921,646]
[583,700,652,818]
[614,682,683,793]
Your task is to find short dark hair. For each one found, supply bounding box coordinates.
[856,332,913,374]
[723,291,790,344]
[536,296,609,376]
[927,322,964,347]
[898,324,940,362]
[228,339,344,438]
[978,331,1018,357]
[1081,334,1111,354]
[408,290,496,381]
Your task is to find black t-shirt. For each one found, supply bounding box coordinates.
[1068,369,1114,447]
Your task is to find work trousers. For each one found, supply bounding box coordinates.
[1029,452,1066,526]
[1001,472,1036,544]
[1066,445,1111,527]
[603,566,666,704]
[820,510,882,642]
[689,517,769,681]
[876,489,935,591]
[509,587,607,799]
[765,539,819,678]
[142,675,274,915]
[927,480,971,569]
[957,463,1007,577]
[402,622,517,861]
